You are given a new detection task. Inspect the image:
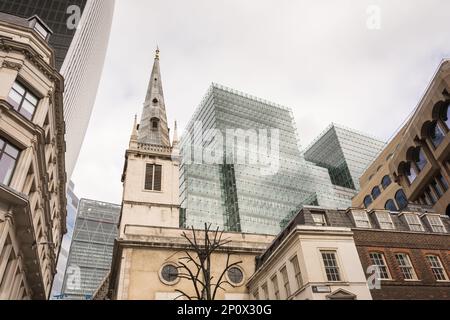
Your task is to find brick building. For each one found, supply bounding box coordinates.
[282,206,450,299]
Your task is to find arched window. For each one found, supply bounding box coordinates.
[364,195,373,208]
[429,121,445,148]
[385,199,398,212]
[405,162,417,185]
[381,175,392,189]
[414,148,427,172]
[371,186,381,200]
[395,189,408,210]
[440,103,450,130]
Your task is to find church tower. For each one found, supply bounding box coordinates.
[118,48,180,236]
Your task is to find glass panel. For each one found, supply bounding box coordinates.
[0,155,16,185]
[385,200,398,212]
[12,82,25,95]
[4,144,19,159]
[430,122,445,148]
[19,100,35,120]
[25,92,38,106]
[416,149,427,171]
[7,89,22,108]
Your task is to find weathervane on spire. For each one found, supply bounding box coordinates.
[155,46,160,60]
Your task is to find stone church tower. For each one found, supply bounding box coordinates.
[118,48,180,237]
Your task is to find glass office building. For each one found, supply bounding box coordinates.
[51,181,79,298]
[0,0,88,69]
[304,123,386,191]
[60,199,120,300]
[180,84,356,235]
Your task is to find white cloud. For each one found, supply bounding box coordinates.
[72,0,450,203]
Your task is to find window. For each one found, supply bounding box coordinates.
[442,103,450,129]
[262,283,269,300]
[430,180,444,199]
[290,256,303,289]
[252,290,259,300]
[160,264,179,284]
[426,255,448,281]
[352,210,371,228]
[227,267,244,286]
[369,252,391,279]
[381,175,392,189]
[415,148,427,171]
[405,162,417,185]
[436,174,449,192]
[404,214,424,232]
[427,215,446,233]
[429,121,445,148]
[371,186,381,200]
[424,186,437,205]
[395,189,408,210]
[7,82,39,120]
[144,164,162,191]
[385,199,398,212]
[311,212,327,226]
[321,251,341,282]
[395,253,417,280]
[150,117,159,130]
[0,138,19,185]
[280,266,291,298]
[33,21,49,39]
[363,195,373,208]
[375,212,395,230]
[271,275,280,300]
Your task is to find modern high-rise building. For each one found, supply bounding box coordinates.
[304,123,386,191]
[60,198,120,300]
[0,14,66,299]
[51,181,79,297]
[179,84,359,235]
[0,0,88,70]
[0,0,116,179]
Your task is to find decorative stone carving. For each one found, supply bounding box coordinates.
[1,60,22,71]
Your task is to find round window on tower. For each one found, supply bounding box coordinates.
[159,263,179,285]
[152,98,158,104]
[226,266,244,287]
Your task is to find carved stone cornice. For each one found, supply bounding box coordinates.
[1,60,22,71]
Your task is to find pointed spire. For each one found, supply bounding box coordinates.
[137,47,170,146]
[172,120,179,146]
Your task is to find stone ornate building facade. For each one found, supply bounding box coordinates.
[0,14,66,299]
[353,59,450,215]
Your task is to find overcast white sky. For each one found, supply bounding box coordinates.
[71,0,450,204]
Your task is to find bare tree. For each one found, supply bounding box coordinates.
[174,223,242,300]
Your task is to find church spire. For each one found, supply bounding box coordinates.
[137,47,170,146]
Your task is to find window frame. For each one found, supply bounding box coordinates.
[394,253,418,281]
[144,163,163,192]
[403,213,424,232]
[0,138,20,186]
[280,265,291,298]
[311,212,327,226]
[375,211,395,230]
[270,274,280,300]
[6,81,40,121]
[352,210,371,228]
[426,255,449,281]
[426,215,446,233]
[369,252,392,280]
[320,250,342,282]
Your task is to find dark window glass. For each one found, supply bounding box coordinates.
[442,103,450,130]
[363,195,372,208]
[145,164,162,191]
[437,174,448,192]
[415,149,427,172]
[405,162,417,185]
[228,267,244,285]
[0,138,20,185]
[372,186,381,200]
[7,82,39,120]
[161,264,178,283]
[381,175,392,189]
[385,199,398,212]
[429,122,445,148]
[430,180,443,199]
[395,189,408,210]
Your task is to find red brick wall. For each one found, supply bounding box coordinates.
[353,230,450,300]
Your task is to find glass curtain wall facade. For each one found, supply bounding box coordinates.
[180,84,354,235]
[51,181,79,298]
[60,199,120,300]
[304,124,386,191]
[0,0,88,70]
